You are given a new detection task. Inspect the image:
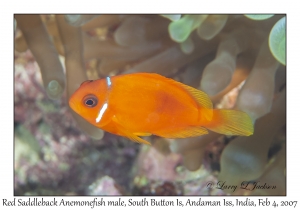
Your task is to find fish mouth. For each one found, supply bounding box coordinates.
[68,99,82,117]
[68,98,77,111]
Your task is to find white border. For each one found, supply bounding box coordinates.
[2,0,298,209]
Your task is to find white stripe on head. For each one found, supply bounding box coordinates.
[96,102,108,123]
[96,77,111,123]
[106,77,112,87]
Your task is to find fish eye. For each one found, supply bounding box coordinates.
[80,80,93,86]
[83,95,98,108]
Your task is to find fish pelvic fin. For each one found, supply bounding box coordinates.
[112,116,151,145]
[133,132,152,137]
[155,126,208,139]
[204,109,254,136]
[123,131,151,145]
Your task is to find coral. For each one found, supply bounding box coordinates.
[14,51,139,195]
[86,176,123,195]
[14,14,286,195]
[134,143,182,181]
[133,180,183,196]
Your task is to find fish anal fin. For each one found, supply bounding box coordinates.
[112,116,151,145]
[156,126,208,139]
[205,109,254,136]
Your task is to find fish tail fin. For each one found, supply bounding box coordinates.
[203,109,254,136]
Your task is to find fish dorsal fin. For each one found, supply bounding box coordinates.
[179,83,214,122]
[143,73,213,121]
[179,83,213,110]
[139,73,213,110]
[112,116,151,145]
[155,126,208,139]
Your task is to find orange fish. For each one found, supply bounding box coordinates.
[69,73,253,145]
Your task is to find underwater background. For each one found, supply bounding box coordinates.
[14,14,286,196]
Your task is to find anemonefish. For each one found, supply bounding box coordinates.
[69,73,253,145]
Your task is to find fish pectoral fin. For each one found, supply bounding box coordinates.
[112,116,151,145]
[156,126,208,139]
[133,132,152,137]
